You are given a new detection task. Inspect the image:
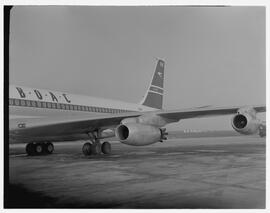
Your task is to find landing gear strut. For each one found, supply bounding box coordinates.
[26,142,54,156]
[82,130,111,156]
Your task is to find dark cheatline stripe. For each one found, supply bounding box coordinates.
[142,92,163,109]
[8,98,133,113]
[149,86,163,94]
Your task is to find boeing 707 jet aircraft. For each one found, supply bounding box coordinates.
[9,60,266,156]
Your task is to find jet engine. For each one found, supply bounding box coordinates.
[231,107,261,135]
[115,123,167,146]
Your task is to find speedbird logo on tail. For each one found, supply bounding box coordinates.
[157,72,163,78]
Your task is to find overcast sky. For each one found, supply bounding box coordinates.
[9,6,265,130]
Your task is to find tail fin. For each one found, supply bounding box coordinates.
[140,59,165,109]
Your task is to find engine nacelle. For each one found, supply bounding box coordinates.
[231,107,260,135]
[115,123,166,146]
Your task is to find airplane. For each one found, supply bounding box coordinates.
[9,59,266,156]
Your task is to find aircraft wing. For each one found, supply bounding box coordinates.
[157,105,266,120]
[10,105,266,142]
[10,112,142,138]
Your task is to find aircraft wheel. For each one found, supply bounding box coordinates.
[26,143,35,156]
[101,142,111,154]
[35,143,44,155]
[82,142,92,156]
[91,142,102,155]
[45,142,54,154]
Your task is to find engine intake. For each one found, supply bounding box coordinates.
[231,107,260,135]
[233,114,248,129]
[115,123,167,146]
[117,125,129,140]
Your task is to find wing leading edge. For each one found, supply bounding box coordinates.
[157,105,266,120]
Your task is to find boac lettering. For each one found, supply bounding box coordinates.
[49,92,58,102]
[62,94,71,103]
[34,90,43,100]
[16,87,26,98]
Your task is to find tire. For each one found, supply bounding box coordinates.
[82,142,92,156]
[45,142,54,154]
[35,143,44,155]
[91,142,102,155]
[101,142,111,154]
[26,143,35,156]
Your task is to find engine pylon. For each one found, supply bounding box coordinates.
[160,128,168,142]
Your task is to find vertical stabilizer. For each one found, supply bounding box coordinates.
[140,59,165,109]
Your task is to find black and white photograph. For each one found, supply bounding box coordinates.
[4,2,267,210]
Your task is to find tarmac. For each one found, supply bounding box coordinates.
[7,136,265,208]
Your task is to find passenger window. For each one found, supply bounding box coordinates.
[37,101,42,108]
[15,99,20,106]
[26,100,31,107]
[31,101,37,107]
[9,99,14,105]
[42,102,47,108]
[47,102,52,108]
[20,100,26,106]
[51,103,56,109]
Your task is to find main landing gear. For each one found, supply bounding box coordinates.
[25,142,54,156]
[82,141,111,156]
[82,130,111,156]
